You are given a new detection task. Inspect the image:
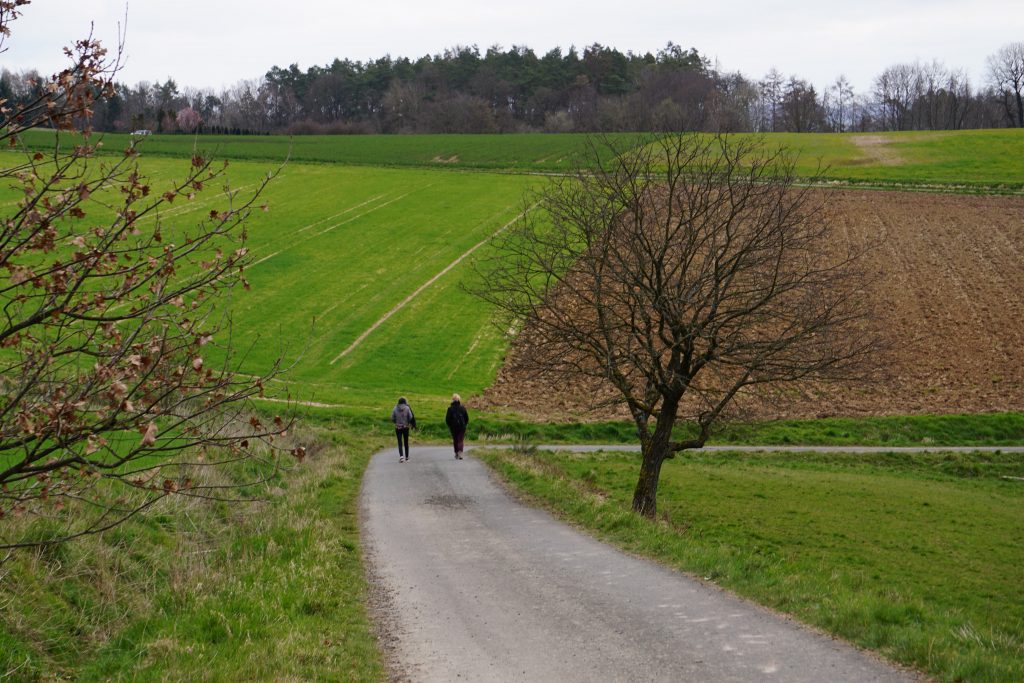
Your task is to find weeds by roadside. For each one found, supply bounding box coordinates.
[0,423,387,682]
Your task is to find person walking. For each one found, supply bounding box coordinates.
[445,393,469,460]
[391,397,416,462]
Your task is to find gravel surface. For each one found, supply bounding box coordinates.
[361,445,922,682]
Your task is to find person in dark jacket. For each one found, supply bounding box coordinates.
[444,393,469,460]
[391,396,416,462]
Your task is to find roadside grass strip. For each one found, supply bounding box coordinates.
[0,425,387,681]
[474,447,1024,683]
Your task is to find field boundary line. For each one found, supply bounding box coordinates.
[253,396,343,408]
[329,205,535,365]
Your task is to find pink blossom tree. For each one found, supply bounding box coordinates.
[176,106,203,133]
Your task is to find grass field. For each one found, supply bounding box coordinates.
[477,447,1024,682]
[0,426,389,681]
[4,128,1024,680]
[14,129,639,172]
[16,127,1024,189]
[228,163,532,414]
[0,149,534,420]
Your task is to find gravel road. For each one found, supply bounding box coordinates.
[361,445,922,682]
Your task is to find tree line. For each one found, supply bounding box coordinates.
[3,40,1022,135]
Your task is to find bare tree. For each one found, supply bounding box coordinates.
[874,63,918,131]
[759,68,784,132]
[828,75,854,132]
[0,5,296,548]
[987,41,1024,127]
[473,133,874,517]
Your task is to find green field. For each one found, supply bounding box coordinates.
[4,129,1024,681]
[15,129,639,172]
[5,128,1024,424]
[17,127,1024,189]
[0,150,534,420]
[478,447,1024,682]
[232,164,531,413]
[0,425,388,681]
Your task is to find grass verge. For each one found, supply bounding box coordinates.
[284,407,1024,448]
[475,447,1024,682]
[0,423,388,682]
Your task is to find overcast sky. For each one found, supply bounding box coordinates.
[4,1,1023,94]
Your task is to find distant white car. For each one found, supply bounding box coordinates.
[131,129,152,136]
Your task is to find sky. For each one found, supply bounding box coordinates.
[4,1,1023,95]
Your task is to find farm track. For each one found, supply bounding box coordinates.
[489,444,1024,454]
[362,446,920,682]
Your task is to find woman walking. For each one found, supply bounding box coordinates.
[391,396,416,462]
[445,393,469,460]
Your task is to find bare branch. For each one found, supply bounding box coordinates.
[471,132,876,517]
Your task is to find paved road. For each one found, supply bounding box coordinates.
[361,445,921,682]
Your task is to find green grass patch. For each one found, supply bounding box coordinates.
[0,424,389,681]
[266,406,1024,449]
[15,128,1024,190]
[476,447,1024,682]
[0,149,534,413]
[705,412,1024,447]
[14,129,641,172]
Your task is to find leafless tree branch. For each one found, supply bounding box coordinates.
[471,132,876,517]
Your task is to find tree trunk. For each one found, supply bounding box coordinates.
[631,411,676,518]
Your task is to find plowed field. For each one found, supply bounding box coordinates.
[481,190,1024,420]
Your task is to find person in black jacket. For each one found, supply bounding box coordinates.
[444,393,469,460]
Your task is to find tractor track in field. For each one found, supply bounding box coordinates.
[328,204,536,365]
[249,189,423,268]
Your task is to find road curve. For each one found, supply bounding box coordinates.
[361,445,920,682]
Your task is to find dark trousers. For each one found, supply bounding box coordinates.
[396,427,410,457]
[451,428,466,454]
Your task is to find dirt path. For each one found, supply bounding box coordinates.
[361,446,921,682]
[849,135,906,166]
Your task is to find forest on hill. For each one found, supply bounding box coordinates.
[3,40,1023,136]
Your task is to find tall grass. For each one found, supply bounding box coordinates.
[0,424,388,681]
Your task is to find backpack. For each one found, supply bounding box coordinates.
[449,404,466,430]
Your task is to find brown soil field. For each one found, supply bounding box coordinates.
[480,190,1024,421]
